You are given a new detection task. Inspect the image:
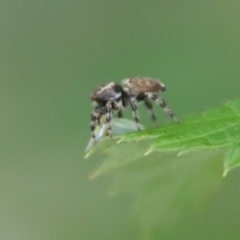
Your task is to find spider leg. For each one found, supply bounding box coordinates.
[100,101,112,137]
[90,110,101,141]
[123,87,141,131]
[105,101,113,137]
[144,98,157,122]
[146,92,179,123]
[90,104,113,141]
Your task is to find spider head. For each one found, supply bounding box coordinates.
[91,82,128,108]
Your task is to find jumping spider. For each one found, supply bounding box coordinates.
[90,77,178,141]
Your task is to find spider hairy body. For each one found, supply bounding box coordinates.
[90,77,178,142]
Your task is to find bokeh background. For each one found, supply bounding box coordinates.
[1,1,240,239]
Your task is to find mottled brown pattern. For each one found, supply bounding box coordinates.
[125,77,164,94]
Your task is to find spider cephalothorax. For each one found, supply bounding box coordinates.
[90,77,178,141]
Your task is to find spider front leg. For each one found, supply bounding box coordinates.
[146,92,179,123]
[90,103,113,141]
[105,101,113,137]
[90,110,101,141]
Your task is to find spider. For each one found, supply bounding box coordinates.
[90,77,178,141]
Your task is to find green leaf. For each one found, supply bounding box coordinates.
[119,98,240,153]
[87,99,240,238]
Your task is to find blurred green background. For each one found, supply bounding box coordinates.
[1,1,240,239]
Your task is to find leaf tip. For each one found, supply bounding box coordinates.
[117,138,124,144]
[85,152,91,159]
[144,148,153,156]
[222,169,228,177]
[177,151,184,156]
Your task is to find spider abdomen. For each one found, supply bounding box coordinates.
[122,77,165,96]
